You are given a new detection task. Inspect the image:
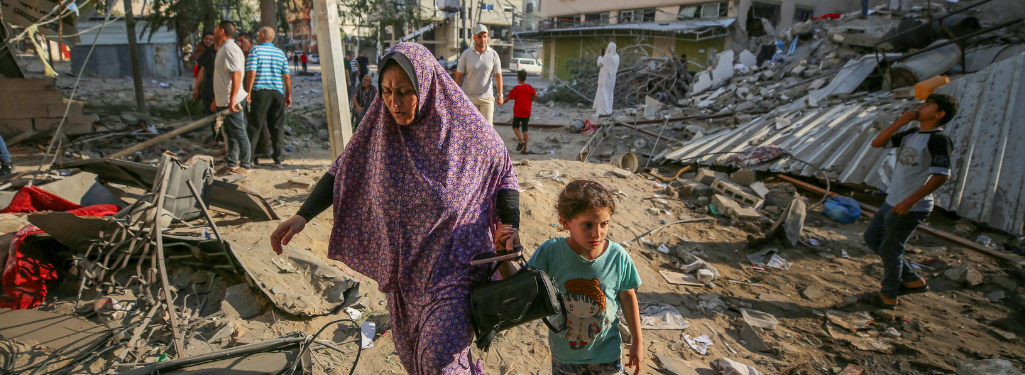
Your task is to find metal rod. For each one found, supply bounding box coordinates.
[152,162,185,356]
[108,110,228,159]
[106,304,161,374]
[644,117,671,169]
[185,180,224,242]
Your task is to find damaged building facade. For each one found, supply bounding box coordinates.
[521,0,867,81]
[378,0,523,65]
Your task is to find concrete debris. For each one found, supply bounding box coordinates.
[222,283,265,320]
[956,359,1025,375]
[945,265,984,287]
[612,168,633,178]
[740,322,771,353]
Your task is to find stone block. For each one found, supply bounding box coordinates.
[678,179,712,197]
[711,178,764,208]
[612,168,632,178]
[750,181,770,198]
[730,169,757,186]
[696,168,717,185]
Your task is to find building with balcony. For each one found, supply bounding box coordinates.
[519,0,865,80]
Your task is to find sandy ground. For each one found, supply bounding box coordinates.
[3,65,1022,374]
[144,150,1024,375]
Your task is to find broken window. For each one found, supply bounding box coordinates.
[794,7,813,22]
[679,2,728,20]
[618,8,655,23]
[746,1,781,36]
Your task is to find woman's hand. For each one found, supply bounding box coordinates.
[271,215,308,255]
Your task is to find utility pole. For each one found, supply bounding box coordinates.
[312,0,353,157]
[124,0,149,120]
[260,0,277,36]
[460,0,466,50]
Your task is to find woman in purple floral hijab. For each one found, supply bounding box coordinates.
[271,42,520,374]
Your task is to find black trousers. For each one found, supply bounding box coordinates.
[248,90,286,163]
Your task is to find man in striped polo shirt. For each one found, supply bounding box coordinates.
[244,26,292,166]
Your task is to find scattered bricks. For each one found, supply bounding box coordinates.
[47,102,84,118]
[732,207,761,222]
[730,169,756,186]
[612,168,633,178]
[712,194,743,217]
[678,179,713,197]
[0,104,49,119]
[0,78,56,92]
[711,178,764,208]
[696,168,717,185]
[0,90,63,106]
[0,119,34,137]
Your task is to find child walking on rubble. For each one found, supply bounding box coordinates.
[856,93,958,310]
[501,69,538,154]
[497,180,643,375]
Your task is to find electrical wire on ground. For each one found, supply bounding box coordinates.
[288,319,363,375]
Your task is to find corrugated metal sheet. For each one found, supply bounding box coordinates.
[661,52,1025,235]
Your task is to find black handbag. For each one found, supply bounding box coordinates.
[469,250,566,351]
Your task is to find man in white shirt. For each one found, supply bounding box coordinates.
[456,24,504,125]
[211,20,251,175]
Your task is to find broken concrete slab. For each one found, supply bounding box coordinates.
[956,359,1024,375]
[712,194,743,216]
[750,182,770,198]
[711,179,764,208]
[740,322,771,353]
[0,308,111,372]
[738,50,757,69]
[219,220,361,316]
[223,283,265,319]
[711,51,736,88]
[696,168,717,186]
[59,158,279,221]
[612,168,633,178]
[801,287,825,300]
[38,172,127,208]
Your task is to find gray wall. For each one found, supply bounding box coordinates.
[71,43,180,79]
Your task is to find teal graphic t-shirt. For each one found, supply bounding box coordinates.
[527,238,641,364]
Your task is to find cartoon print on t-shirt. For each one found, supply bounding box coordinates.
[562,278,608,350]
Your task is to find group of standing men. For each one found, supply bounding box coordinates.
[192,21,292,175]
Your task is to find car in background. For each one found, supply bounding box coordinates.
[309,54,320,64]
[508,58,542,75]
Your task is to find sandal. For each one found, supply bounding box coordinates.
[854,292,897,310]
[897,282,929,296]
[515,142,524,151]
[521,150,536,155]
[226,167,250,176]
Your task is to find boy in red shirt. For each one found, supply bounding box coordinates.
[503,69,538,154]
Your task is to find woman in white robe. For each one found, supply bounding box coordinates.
[593,42,620,117]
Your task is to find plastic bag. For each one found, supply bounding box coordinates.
[822,197,861,224]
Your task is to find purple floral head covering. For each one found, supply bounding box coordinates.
[327,42,517,301]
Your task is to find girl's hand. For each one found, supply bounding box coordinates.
[491,223,517,251]
[271,215,307,255]
[626,341,643,375]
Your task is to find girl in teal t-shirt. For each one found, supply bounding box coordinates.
[503,180,643,375]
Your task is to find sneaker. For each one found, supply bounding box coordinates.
[0,162,11,176]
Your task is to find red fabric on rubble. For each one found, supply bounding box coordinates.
[812,13,842,20]
[0,204,119,309]
[0,185,83,213]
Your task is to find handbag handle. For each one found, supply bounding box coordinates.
[542,290,568,333]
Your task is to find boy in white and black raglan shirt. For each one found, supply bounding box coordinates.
[857,93,958,310]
